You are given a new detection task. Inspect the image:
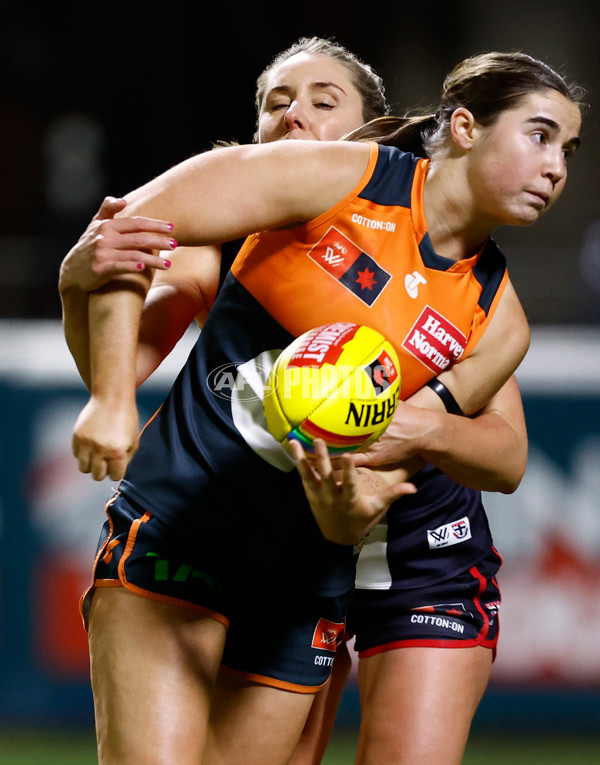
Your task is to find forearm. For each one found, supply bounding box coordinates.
[60,286,92,389]
[88,279,148,403]
[357,373,527,493]
[71,276,151,481]
[413,407,526,493]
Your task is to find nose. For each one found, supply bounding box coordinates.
[545,148,566,186]
[284,101,307,132]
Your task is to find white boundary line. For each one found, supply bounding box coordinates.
[1,320,599,394]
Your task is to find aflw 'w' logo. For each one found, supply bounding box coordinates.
[311,617,344,652]
[427,517,472,550]
[322,246,346,267]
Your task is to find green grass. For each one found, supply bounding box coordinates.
[321,731,600,764]
[0,730,97,765]
[2,729,600,764]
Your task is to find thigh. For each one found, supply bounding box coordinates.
[205,590,351,765]
[204,672,315,765]
[290,641,354,765]
[88,587,227,765]
[356,645,492,765]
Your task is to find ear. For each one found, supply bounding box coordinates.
[450,107,478,150]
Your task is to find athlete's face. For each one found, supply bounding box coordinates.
[256,53,365,144]
[467,89,581,228]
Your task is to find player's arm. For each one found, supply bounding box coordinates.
[72,279,147,481]
[60,199,222,388]
[122,141,371,243]
[72,141,372,480]
[135,245,221,384]
[379,375,527,492]
[70,247,221,481]
[59,196,178,388]
[436,278,530,414]
[354,279,530,491]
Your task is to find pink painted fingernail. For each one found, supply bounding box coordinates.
[166,222,174,231]
[169,238,178,248]
[136,263,144,270]
[163,259,171,268]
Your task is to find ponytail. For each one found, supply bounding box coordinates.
[343,114,437,157]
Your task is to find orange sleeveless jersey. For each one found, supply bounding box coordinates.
[231,143,509,400]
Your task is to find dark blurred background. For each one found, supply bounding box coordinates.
[1,0,599,323]
[1,1,600,755]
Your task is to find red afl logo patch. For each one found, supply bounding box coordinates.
[311,617,344,652]
[307,227,391,306]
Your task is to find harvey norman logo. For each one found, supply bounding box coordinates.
[403,306,466,374]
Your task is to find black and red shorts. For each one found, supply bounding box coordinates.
[347,548,502,658]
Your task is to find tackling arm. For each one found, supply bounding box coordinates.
[70,141,372,481]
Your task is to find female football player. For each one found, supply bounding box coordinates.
[61,41,582,764]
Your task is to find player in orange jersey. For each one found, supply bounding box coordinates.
[61,44,580,764]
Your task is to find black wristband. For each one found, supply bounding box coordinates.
[425,379,464,416]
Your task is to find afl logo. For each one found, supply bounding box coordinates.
[207,361,277,401]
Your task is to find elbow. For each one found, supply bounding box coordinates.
[496,476,522,495]
[496,458,527,494]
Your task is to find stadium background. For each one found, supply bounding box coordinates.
[1,1,600,761]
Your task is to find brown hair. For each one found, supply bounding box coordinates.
[254,36,389,137]
[345,51,586,157]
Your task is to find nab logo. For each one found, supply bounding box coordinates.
[404,270,427,298]
[311,617,344,652]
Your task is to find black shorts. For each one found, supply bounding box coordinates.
[80,493,352,692]
[347,548,502,657]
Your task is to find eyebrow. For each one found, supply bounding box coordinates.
[266,81,348,98]
[527,116,581,150]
